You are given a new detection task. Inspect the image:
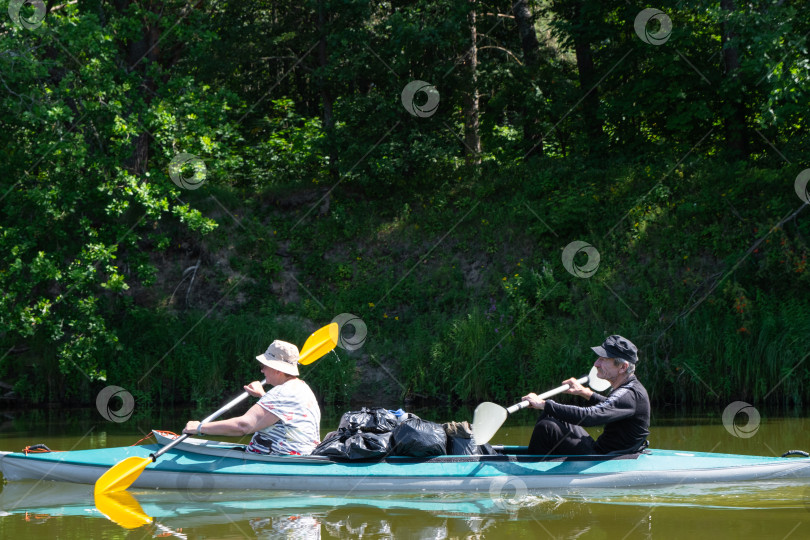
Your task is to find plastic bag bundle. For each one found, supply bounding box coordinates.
[344,432,392,459]
[390,418,447,457]
[315,431,392,460]
[337,407,399,434]
[313,407,403,459]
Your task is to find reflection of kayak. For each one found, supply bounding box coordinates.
[0,481,502,522]
[2,477,808,526]
[4,481,808,540]
[0,481,504,535]
[1,431,809,491]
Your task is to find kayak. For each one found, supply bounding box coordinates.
[1,431,809,492]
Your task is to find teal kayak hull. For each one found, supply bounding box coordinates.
[2,434,809,492]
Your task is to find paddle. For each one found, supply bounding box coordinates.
[471,366,611,446]
[94,323,339,495]
[94,490,153,529]
[95,490,186,537]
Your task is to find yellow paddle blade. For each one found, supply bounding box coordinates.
[299,322,339,365]
[95,490,153,529]
[94,456,152,495]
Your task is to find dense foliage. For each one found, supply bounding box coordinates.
[1,1,807,410]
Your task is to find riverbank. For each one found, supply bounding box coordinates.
[2,161,808,410]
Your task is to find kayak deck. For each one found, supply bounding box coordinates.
[2,435,809,492]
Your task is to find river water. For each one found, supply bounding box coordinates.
[1,408,808,539]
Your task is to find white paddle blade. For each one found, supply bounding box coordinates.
[588,366,611,392]
[471,402,508,446]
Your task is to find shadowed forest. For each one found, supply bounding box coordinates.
[1,1,808,411]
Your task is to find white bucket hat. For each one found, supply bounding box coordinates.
[256,340,300,376]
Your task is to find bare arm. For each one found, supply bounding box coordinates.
[183,403,279,436]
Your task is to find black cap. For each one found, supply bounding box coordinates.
[591,335,639,364]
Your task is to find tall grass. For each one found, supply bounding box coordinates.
[110,309,356,409]
[413,280,809,408]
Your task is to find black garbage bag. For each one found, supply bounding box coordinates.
[338,407,399,434]
[345,432,392,460]
[390,418,447,457]
[311,431,350,458]
[311,430,392,459]
[447,437,496,455]
[444,421,496,456]
[314,407,422,460]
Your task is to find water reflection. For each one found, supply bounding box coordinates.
[249,509,495,539]
[2,479,809,539]
[0,482,507,538]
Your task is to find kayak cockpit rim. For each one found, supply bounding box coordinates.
[149,430,646,464]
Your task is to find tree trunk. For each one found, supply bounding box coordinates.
[512,0,543,157]
[318,0,338,180]
[721,0,747,158]
[463,1,482,164]
[572,1,603,149]
[513,1,540,68]
[114,0,160,175]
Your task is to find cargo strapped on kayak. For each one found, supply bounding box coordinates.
[22,444,53,455]
[322,451,646,464]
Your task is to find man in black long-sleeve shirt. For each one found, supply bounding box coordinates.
[522,335,650,455]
